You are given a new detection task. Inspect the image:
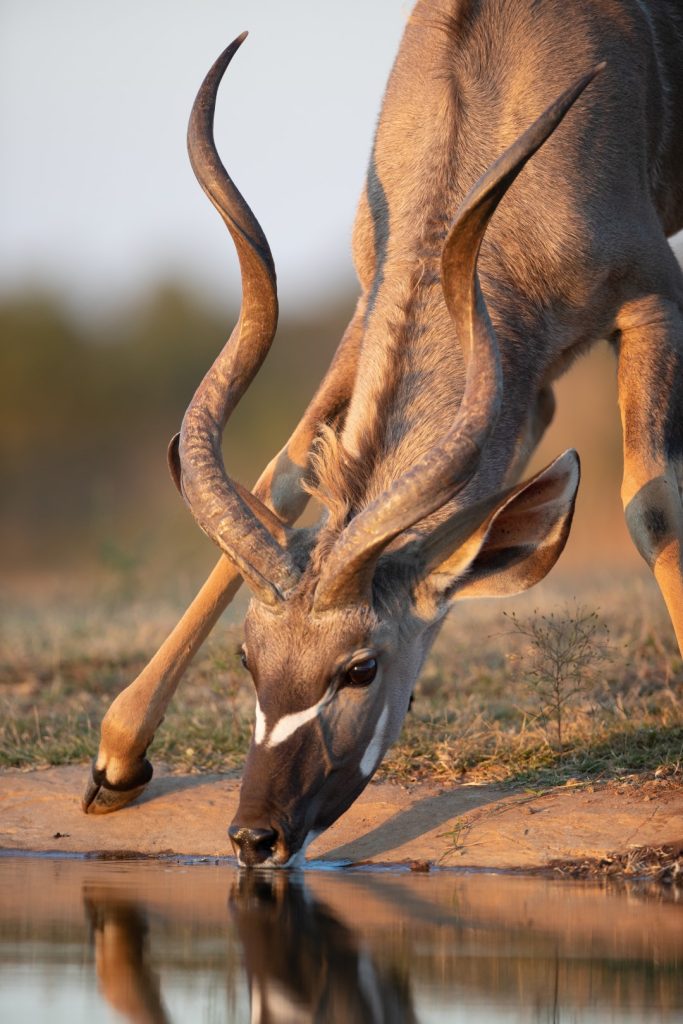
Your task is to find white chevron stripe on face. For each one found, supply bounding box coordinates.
[266,689,332,748]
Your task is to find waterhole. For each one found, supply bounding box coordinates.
[0,855,680,1022]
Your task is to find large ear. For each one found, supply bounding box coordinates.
[418,450,580,608]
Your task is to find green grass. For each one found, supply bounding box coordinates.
[1,574,682,789]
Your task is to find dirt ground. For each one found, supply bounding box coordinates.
[1,764,680,870]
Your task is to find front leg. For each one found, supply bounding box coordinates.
[83,303,363,812]
[616,292,683,655]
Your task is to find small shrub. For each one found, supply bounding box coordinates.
[506,607,611,759]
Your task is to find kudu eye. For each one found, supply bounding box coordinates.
[345,657,378,687]
[239,647,249,671]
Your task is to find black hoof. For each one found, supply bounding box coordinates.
[81,759,153,814]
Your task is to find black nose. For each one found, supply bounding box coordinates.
[228,825,277,866]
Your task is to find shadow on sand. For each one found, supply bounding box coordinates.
[322,785,503,862]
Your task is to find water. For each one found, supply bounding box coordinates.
[0,854,680,1023]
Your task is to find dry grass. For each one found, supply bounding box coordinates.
[378,575,683,787]
[1,573,682,790]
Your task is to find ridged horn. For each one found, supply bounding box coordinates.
[313,63,605,612]
[177,34,300,606]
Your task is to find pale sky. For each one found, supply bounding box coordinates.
[1,1,410,313]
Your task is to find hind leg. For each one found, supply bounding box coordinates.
[615,294,683,654]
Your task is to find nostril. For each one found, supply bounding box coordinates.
[228,825,277,865]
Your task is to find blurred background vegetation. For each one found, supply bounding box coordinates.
[0,276,653,594]
[0,284,356,588]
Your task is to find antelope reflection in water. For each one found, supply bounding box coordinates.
[84,889,170,1024]
[83,874,418,1024]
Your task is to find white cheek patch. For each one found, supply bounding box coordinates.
[266,691,331,749]
[253,700,266,746]
[359,704,389,777]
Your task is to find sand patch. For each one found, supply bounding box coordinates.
[1,765,680,870]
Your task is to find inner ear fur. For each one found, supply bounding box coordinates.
[418,449,580,607]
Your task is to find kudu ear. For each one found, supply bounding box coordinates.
[418,450,580,609]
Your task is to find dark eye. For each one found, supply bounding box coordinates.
[345,657,378,686]
[239,648,249,671]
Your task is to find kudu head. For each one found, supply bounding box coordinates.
[173,35,598,866]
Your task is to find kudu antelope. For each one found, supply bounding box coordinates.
[84,1,683,866]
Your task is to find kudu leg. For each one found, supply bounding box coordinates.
[83,307,363,813]
[616,293,683,654]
